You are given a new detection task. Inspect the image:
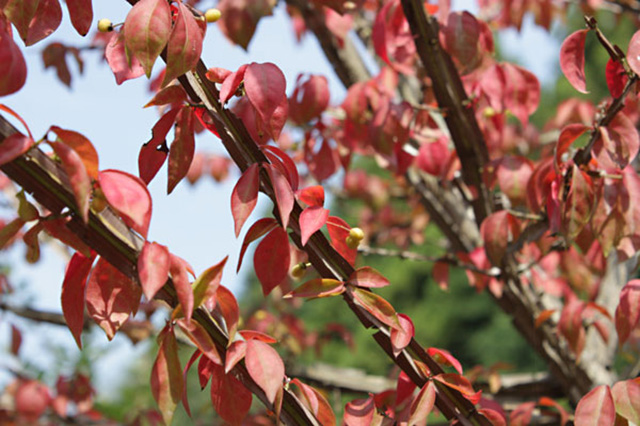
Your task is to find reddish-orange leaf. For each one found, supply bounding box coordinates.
[351,287,401,330]
[169,253,194,322]
[428,347,463,374]
[254,227,290,296]
[535,309,556,328]
[612,380,640,424]
[50,141,91,223]
[210,362,252,426]
[124,0,172,77]
[0,133,33,167]
[390,313,414,356]
[326,216,357,265]
[284,278,345,299]
[61,252,95,349]
[290,378,336,426]
[138,242,170,301]
[245,339,284,404]
[65,0,92,36]
[266,164,294,229]
[176,319,222,365]
[433,373,481,404]
[86,257,141,340]
[299,206,329,246]
[49,127,99,179]
[575,385,615,426]
[348,266,390,288]
[224,340,246,374]
[616,280,640,345]
[98,169,152,238]
[151,326,183,426]
[433,261,450,291]
[408,381,436,425]
[197,356,214,389]
[144,85,187,108]
[296,185,325,207]
[168,107,195,194]
[162,1,204,86]
[560,29,589,94]
[239,330,278,343]
[237,218,278,272]
[231,163,260,237]
[538,396,569,425]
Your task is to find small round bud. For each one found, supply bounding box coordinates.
[204,8,222,23]
[348,227,365,242]
[346,235,360,250]
[291,263,307,279]
[97,18,113,33]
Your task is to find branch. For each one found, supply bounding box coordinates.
[0,301,90,329]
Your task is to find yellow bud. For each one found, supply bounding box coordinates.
[348,227,365,242]
[204,8,222,23]
[291,263,307,279]
[346,235,360,250]
[97,18,113,33]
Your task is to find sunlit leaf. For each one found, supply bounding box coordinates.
[560,29,589,94]
[575,385,615,426]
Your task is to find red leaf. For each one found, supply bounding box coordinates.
[181,349,200,418]
[176,319,222,365]
[297,185,325,207]
[390,313,414,356]
[343,396,375,426]
[231,163,260,237]
[480,211,519,266]
[408,381,436,425]
[105,31,145,85]
[192,106,220,137]
[151,327,183,425]
[3,0,39,43]
[145,85,187,108]
[138,242,170,301]
[560,29,589,94]
[0,133,33,167]
[427,347,463,374]
[326,216,357,265]
[299,206,329,246]
[600,113,640,169]
[244,63,288,140]
[290,379,336,426]
[239,330,278,343]
[224,340,246,373]
[433,373,481,404]
[41,216,92,257]
[65,0,92,36]
[220,64,248,104]
[49,126,99,179]
[0,105,32,139]
[237,218,278,272]
[50,141,91,223]
[124,0,172,78]
[263,145,300,190]
[289,74,330,125]
[217,0,274,50]
[575,385,615,426]
[245,339,284,404]
[86,257,141,340]
[266,164,294,229]
[416,137,450,176]
[254,227,290,295]
[559,297,586,357]
[210,362,252,425]
[0,19,27,96]
[24,0,62,46]
[169,253,194,322]
[627,30,640,76]
[215,285,240,341]
[98,169,152,238]
[162,2,204,86]
[61,252,95,349]
[351,287,401,330]
[348,266,390,288]
[555,123,589,170]
[606,59,627,98]
[284,278,345,299]
[168,107,195,193]
[433,261,449,291]
[615,280,640,345]
[139,107,180,184]
[612,380,640,424]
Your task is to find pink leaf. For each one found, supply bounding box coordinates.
[50,141,91,223]
[244,63,288,140]
[627,30,640,76]
[289,74,330,125]
[347,266,390,288]
[0,133,33,167]
[299,206,329,246]
[124,0,172,77]
[408,381,436,425]
[290,379,336,426]
[615,280,640,345]
[555,123,589,169]
[61,252,95,349]
[575,385,615,426]
[220,64,248,104]
[162,2,204,86]
[343,396,375,426]
[390,313,414,356]
[86,257,141,340]
[559,297,586,358]
[266,164,294,229]
[176,319,222,365]
[169,253,194,322]
[601,113,640,169]
[151,326,183,425]
[433,373,481,404]
[560,29,589,94]
[245,339,285,404]
[224,340,246,374]
[138,242,170,301]
[611,379,640,424]
[105,31,145,85]
[351,287,401,330]
[98,169,152,238]
[65,0,93,36]
[480,211,519,266]
[254,227,290,296]
[427,347,463,374]
[606,58,627,98]
[231,163,260,237]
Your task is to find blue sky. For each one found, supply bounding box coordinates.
[0,0,560,402]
